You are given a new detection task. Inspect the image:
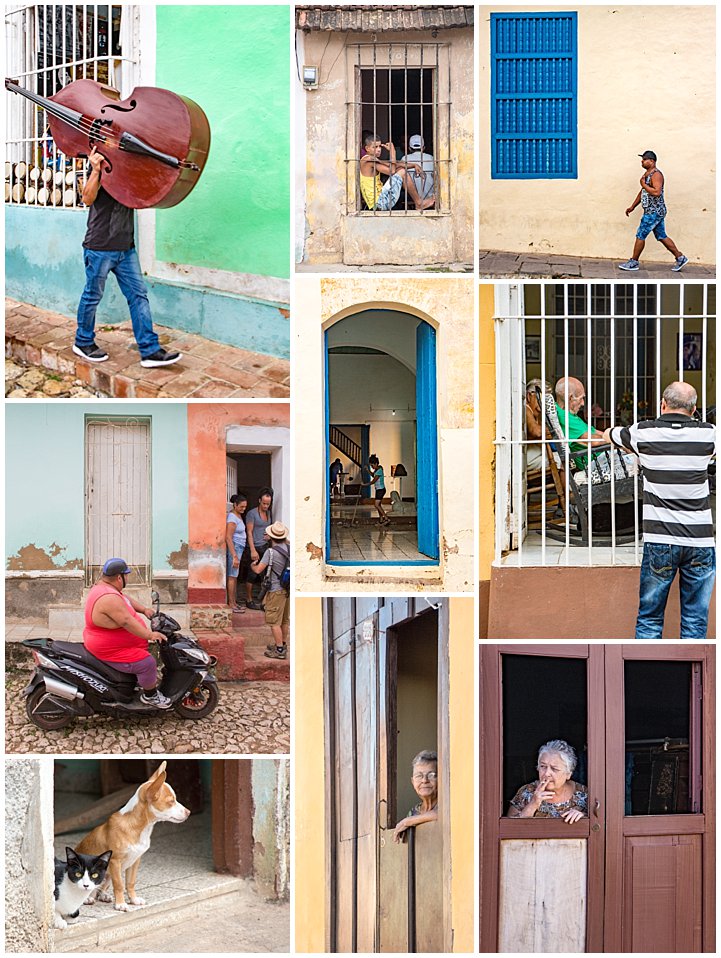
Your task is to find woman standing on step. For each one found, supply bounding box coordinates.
[225,494,247,613]
[244,488,274,610]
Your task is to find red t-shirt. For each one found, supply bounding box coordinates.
[83,582,149,663]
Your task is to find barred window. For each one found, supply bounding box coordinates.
[494,282,716,567]
[345,42,451,214]
[5,4,136,210]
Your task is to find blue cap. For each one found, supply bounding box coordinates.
[102,558,133,576]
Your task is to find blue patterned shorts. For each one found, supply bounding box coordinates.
[637,211,667,241]
[372,172,403,211]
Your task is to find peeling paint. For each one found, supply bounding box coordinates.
[306,542,323,560]
[167,542,189,570]
[7,544,83,571]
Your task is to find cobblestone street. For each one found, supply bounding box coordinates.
[5,674,289,755]
[6,357,107,398]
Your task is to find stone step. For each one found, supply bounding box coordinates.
[194,631,289,682]
[230,625,273,648]
[243,646,289,682]
[53,877,244,952]
[48,604,191,631]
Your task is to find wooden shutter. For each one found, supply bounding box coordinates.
[491,12,578,179]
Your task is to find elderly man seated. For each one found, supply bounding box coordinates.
[554,376,608,468]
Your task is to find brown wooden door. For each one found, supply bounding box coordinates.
[603,645,715,953]
[480,644,716,953]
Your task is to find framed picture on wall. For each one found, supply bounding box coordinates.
[525,335,541,363]
[679,332,703,371]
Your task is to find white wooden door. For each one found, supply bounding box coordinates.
[226,456,238,504]
[85,418,151,584]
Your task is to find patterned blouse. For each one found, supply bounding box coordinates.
[509,781,588,819]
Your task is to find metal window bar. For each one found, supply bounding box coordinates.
[494,281,716,568]
[345,42,451,215]
[5,4,135,210]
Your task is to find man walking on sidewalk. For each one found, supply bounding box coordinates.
[74,147,181,367]
[605,382,715,638]
[618,150,688,272]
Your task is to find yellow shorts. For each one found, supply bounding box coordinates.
[264,589,289,626]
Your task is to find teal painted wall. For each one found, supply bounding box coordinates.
[5,207,289,357]
[155,6,290,280]
[5,404,188,571]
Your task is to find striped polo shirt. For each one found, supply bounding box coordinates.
[609,414,716,547]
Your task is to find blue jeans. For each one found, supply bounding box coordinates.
[636,543,715,639]
[77,248,160,357]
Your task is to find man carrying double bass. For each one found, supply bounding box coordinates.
[73,146,181,367]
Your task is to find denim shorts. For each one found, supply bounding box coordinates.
[226,548,241,577]
[373,173,403,211]
[636,212,667,241]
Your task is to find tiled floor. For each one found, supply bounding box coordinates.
[330,525,427,562]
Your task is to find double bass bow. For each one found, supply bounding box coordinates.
[5,77,211,209]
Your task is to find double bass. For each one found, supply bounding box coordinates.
[5,77,211,209]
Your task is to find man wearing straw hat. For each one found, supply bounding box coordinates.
[251,521,291,660]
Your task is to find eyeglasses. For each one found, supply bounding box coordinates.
[412,771,437,782]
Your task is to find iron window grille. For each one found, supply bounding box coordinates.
[494,282,716,568]
[491,12,577,179]
[345,42,451,215]
[5,4,136,210]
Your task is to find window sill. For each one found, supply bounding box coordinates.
[348,210,450,218]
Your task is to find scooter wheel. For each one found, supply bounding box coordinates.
[25,684,73,730]
[173,681,219,720]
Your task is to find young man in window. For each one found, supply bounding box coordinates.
[359,133,435,212]
[400,133,436,206]
[618,150,688,273]
[74,147,181,367]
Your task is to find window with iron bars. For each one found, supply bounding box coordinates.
[5,4,135,210]
[345,42,451,215]
[494,282,716,567]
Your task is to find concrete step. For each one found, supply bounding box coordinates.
[243,645,289,682]
[48,605,191,631]
[194,631,289,683]
[230,625,273,648]
[53,876,244,952]
[230,608,267,628]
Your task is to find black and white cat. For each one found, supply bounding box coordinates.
[54,846,112,929]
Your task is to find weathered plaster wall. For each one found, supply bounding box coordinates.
[5,403,187,573]
[478,285,496,635]
[478,6,716,263]
[155,5,290,281]
[5,206,289,357]
[252,759,290,901]
[4,759,54,953]
[187,403,291,603]
[294,277,474,591]
[298,27,474,265]
[293,598,325,952]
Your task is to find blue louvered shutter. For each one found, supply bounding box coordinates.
[491,12,577,179]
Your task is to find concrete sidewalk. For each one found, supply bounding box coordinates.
[479,249,715,279]
[5,299,290,399]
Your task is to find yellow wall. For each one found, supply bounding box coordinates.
[293,596,475,952]
[293,597,326,953]
[478,6,716,263]
[479,285,496,584]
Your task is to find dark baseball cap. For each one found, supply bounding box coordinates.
[638,150,657,161]
[102,558,133,576]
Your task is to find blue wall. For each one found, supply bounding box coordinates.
[5,206,289,359]
[5,403,188,571]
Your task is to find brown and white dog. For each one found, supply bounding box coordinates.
[76,761,190,911]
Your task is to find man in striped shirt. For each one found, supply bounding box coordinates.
[604,382,715,639]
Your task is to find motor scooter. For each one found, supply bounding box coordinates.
[22,591,219,730]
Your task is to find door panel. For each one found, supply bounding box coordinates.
[85,418,151,585]
[415,321,439,559]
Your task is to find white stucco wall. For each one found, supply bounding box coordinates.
[294,277,474,592]
[478,5,716,263]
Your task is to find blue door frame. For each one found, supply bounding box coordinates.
[324,319,440,565]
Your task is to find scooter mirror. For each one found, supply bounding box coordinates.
[151,590,160,608]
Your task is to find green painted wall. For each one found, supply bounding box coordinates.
[5,404,188,571]
[155,6,290,280]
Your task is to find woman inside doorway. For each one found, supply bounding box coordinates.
[507,739,587,824]
[368,454,390,526]
[393,749,439,843]
[225,494,247,613]
[243,487,274,610]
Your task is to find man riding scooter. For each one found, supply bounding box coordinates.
[83,558,172,709]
